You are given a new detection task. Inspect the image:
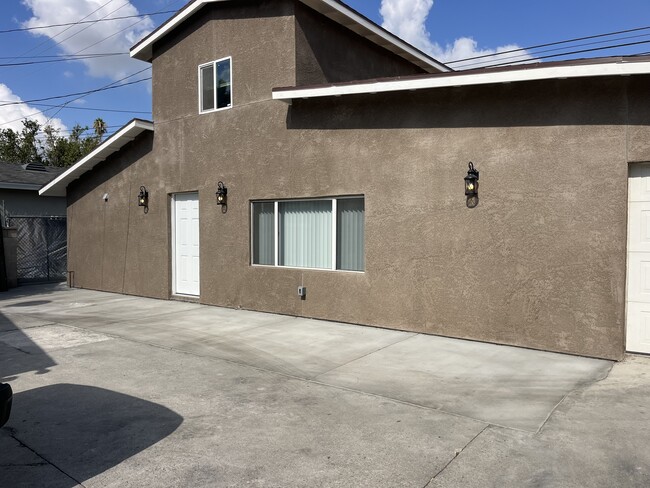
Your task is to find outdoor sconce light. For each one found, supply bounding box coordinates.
[464,162,479,208]
[137,186,148,211]
[464,162,479,196]
[216,181,228,206]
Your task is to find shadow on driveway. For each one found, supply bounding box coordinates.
[4,384,183,486]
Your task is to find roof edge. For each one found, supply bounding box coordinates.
[130,0,449,73]
[39,119,154,198]
[272,56,650,101]
[0,182,43,191]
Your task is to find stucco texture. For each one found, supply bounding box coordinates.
[65,1,645,360]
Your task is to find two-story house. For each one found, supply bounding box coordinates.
[41,0,650,361]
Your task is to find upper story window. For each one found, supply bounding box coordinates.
[199,57,232,113]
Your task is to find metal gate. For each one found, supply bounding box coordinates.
[10,216,67,284]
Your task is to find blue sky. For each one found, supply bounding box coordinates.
[1,0,649,139]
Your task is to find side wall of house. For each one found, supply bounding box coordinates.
[66,132,168,298]
[66,1,647,360]
[293,3,428,86]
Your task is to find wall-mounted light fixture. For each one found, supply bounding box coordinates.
[216,181,228,206]
[464,162,479,208]
[137,186,148,212]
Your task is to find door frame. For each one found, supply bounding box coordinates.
[170,191,200,297]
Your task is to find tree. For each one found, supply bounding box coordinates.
[0,120,43,165]
[0,118,108,167]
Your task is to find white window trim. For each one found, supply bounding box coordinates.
[250,196,365,273]
[198,56,232,114]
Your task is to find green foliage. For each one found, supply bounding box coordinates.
[0,118,107,167]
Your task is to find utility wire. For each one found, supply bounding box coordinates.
[10,0,117,62]
[31,1,133,60]
[455,31,650,69]
[446,24,650,65]
[473,38,650,70]
[0,76,150,107]
[0,53,127,68]
[30,103,150,114]
[0,11,177,35]
[0,67,151,128]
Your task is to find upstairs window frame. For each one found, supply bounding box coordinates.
[198,56,232,114]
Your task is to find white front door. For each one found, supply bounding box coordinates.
[627,164,650,354]
[173,193,200,296]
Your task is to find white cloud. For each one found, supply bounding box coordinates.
[21,0,153,81]
[0,83,67,132]
[380,0,533,69]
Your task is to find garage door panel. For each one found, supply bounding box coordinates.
[628,202,650,252]
[626,302,650,354]
[626,254,650,303]
[628,164,650,354]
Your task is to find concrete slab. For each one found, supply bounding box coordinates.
[0,325,112,354]
[1,284,639,486]
[316,334,612,431]
[3,336,486,487]
[427,355,650,488]
[0,312,55,332]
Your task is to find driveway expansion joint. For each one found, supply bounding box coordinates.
[535,360,615,434]
[423,424,490,487]
[7,428,87,488]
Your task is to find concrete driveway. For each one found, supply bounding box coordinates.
[0,284,648,487]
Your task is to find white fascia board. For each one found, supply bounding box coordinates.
[273,60,650,101]
[39,120,154,197]
[131,0,218,61]
[299,0,448,73]
[130,0,448,73]
[0,182,42,191]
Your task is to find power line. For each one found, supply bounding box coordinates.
[0,11,177,35]
[30,103,150,114]
[474,38,650,70]
[455,31,650,70]
[0,53,127,68]
[10,0,117,62]
[0,66,151,129]
[446,24,650,65]
[0,76,151,108]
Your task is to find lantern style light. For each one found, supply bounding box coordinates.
[216,181,228,206]
[464,162,479,197]
[137,186,148,207]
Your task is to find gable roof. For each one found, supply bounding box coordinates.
[39,119,154,197]
[130,0,449,73]
[0,162,65,191]
[272,55,650,101]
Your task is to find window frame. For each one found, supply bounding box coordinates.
[198,56,232,114]
[250,196,365,273]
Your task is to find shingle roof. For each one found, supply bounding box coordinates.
[0,162,66,190]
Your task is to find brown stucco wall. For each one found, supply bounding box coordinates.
[67,132,170,298]
[65,2,648,360]
[293,3,427,86]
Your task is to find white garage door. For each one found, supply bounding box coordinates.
[627,164,650,354]
[173,193,200,296]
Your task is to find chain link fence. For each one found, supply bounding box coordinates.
[6,216,67,284]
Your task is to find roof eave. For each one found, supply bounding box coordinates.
[272,58,650,101]
[129,0,449,73]
[39,119,154,198]
[0,182,43,191]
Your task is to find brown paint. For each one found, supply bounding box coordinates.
[65,1,650,360]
